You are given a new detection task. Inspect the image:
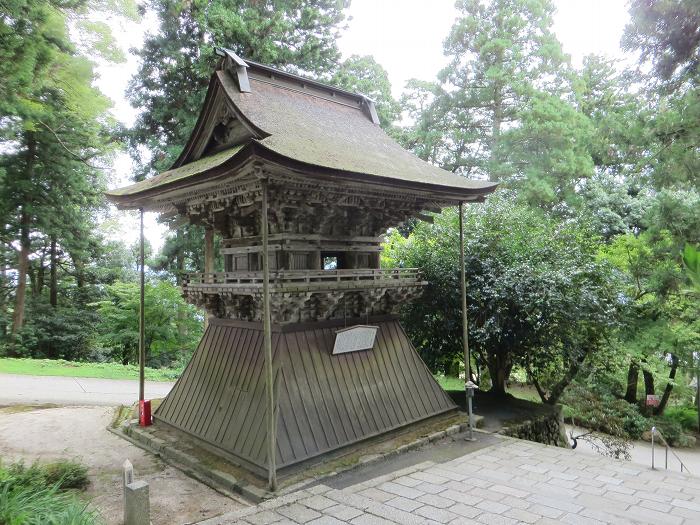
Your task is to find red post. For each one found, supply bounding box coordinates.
[139,399,152,427]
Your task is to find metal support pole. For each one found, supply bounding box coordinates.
[139,208,145,402]
[459,202,475,441]
[651,426,655,469]
[261,179,277,492]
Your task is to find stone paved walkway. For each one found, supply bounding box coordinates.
[200,436,700,525]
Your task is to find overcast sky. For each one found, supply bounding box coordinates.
[101,0,632,252]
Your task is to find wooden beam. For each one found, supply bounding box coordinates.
[261,178,277,491]
[204,227,214,330]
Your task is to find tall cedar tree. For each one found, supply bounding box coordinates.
[0,0,132,340]
[126,0,350,178]
[401,0,565,184]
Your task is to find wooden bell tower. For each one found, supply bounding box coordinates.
[107,48,497,488]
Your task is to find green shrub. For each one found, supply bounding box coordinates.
[560,383,648,439]
[0,460,98,525]
[663,406,698,432]
[42,461,90,490]
[651,417,685,446]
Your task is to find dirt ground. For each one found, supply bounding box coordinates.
[0,405,246,524]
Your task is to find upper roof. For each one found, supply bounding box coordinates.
[107,49,497,206]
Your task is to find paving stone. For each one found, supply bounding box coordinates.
[350,515,395,525]
[439,489,483,506]
[475,500,510,515]
[560,512,604,525]
[378,481,424,499]
[417,493,456,509]
[639,499,673,512]
[299,495,336,511]
[324,504,364,521]
[488,484,529,498]
[415,505,459,524]
[474,512,517,525]
[394,476,422,488]
[448,503,481,519]
[245,510,285,525]
[410,471,450,484]
[502,508,540,523]
[365,502,427,525]
[527,494,582,514]
[356,488,394,503]
[277,503,322,523]
[415,481,447,494]
[306,517,346,525]
[386,496,423,512]
[670,497,700,511]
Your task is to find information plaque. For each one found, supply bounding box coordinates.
[332,325,379,354]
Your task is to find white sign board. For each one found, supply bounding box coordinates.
[332,325,378,355]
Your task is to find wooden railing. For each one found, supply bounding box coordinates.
[182,268,424,291]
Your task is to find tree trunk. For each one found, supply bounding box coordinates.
[624,361,639,403]
[49,236,58,307]
[643,369,655,396]
[486,352,511,395]
[655,353,678,416]
[11,209,31,339]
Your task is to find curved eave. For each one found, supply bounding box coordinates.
[105,141,498,211]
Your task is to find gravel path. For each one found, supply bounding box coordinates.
[0,405,246,524]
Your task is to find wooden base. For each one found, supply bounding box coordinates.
[154,318,456,474]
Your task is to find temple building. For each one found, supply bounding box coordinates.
[107,48,497,488]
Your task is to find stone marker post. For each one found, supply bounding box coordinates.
[124,480,150,525]
[123,459,150,525]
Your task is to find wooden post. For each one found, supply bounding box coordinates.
[204,227,214,330]
[261,179,277,491]
[139,208,145,402]
[459,202,475,440]
[459,202,470,384]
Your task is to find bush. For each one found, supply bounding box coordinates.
[663,406,698,433]
[0,460,97,525]
[4,460,88,491]
[561,383,648,439]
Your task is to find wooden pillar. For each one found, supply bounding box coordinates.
[203,227,214,330]
[459,202,470,384]
[261,179,277,491]
[139,208,145,402]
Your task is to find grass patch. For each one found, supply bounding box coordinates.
[0,460,98,525]
[434,375,464,391]
[0,358,180,382]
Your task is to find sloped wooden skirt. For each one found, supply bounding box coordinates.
[154,318,456,474]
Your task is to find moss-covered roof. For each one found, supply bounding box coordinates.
[108,146,243,197]
[107,62,498,203]
[221,72,495,193]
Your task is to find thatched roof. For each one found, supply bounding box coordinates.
[107,50,497,206]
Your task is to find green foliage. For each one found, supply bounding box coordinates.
[8,301,99,360]
[561,384,648,439]
[663,406,699,433]
[0,357,183,381]
[0,460,97,525]
[127,0,350,177]
[623,0,700,86]
[94,280,202,366]
[330,55,400,129]
[385,194,619,403]
[682,243,700,291]
[400,0,566,186]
